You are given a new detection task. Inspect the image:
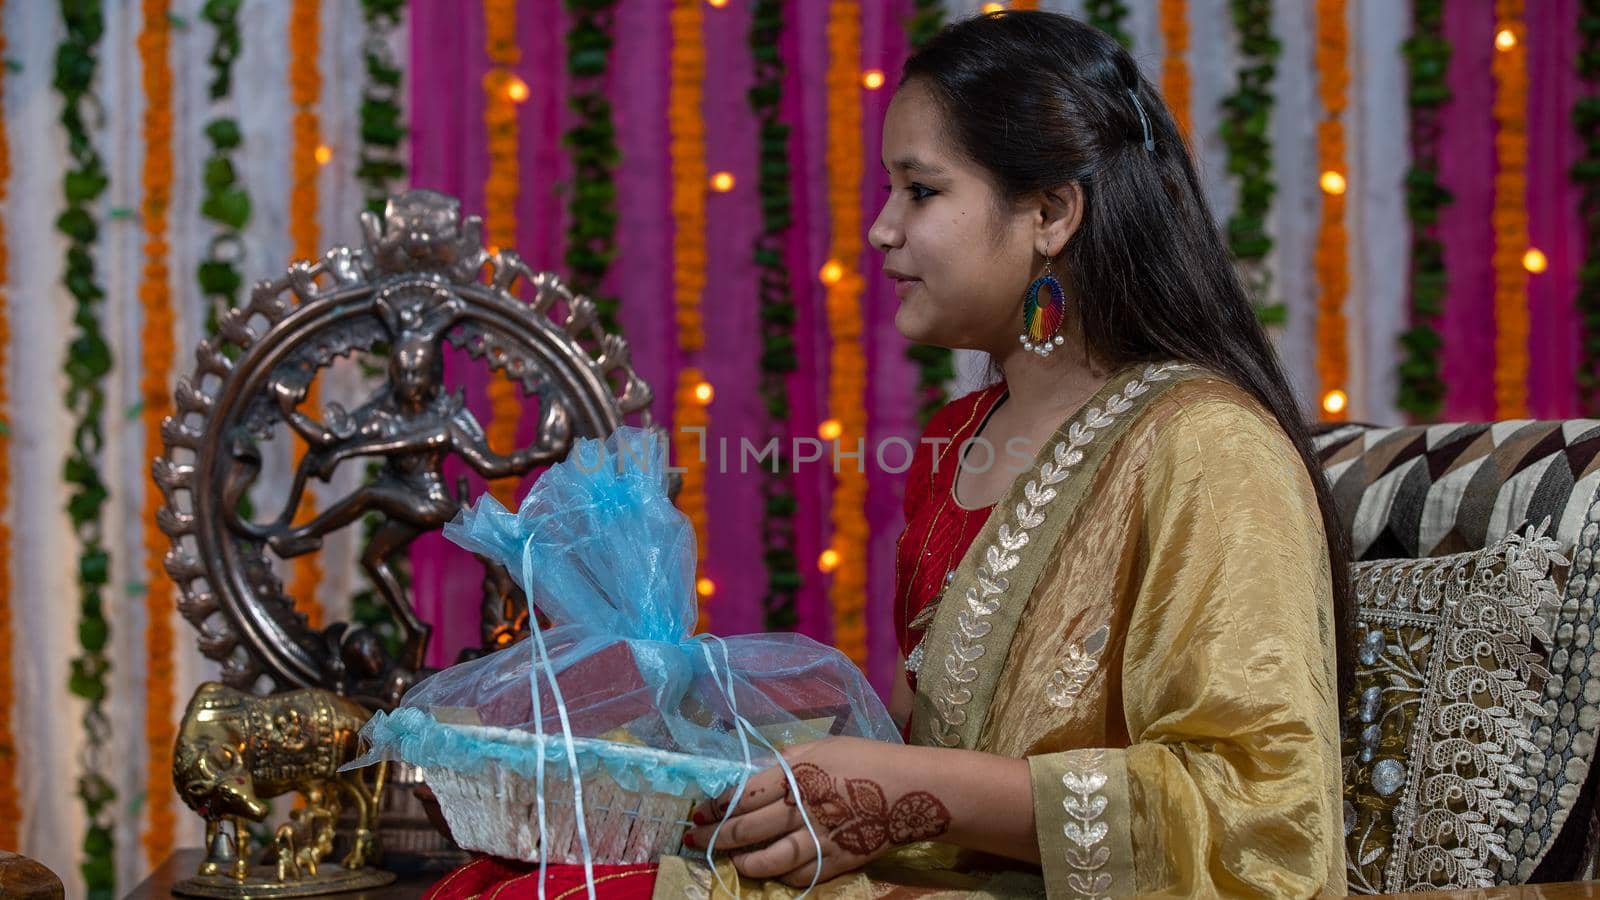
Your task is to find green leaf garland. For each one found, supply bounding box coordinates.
[358,0,406,215]
[198,0,247,339]
[1575,0,1600,414]
[1397,0,1452,419]
[56,0,116,894]
[1221,0,1283,325]
[905,0,944,50]
[1086,0,1133,49]
[563,0,621,334]
[749,0,800,630]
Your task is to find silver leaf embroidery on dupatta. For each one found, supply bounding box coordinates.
[1060,748,1114,898]
[1046,624,1110,709]
[927,363,1191,748]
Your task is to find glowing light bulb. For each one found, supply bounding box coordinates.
[506,76,529,102]
[1322,389,1348,416]
[707,0,729,7]
[1495,29,1518,51]
[819,260,845,285]
[710,171,735,192]
[982,2,1006,12]
[862,69,886,90]
[818,418,843,441]
[818,549,841,573]
[314,144,333,166]
[1523,248,1548,274]
[697,577,716,597]
[693,381,715,404]
[1319,171,1346,195]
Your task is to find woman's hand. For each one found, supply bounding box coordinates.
[681,736,953,888]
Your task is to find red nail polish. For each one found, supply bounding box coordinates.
[692,809,707,826]
[682,831,697,848]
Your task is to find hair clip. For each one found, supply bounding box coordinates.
[1129,89,1155,152]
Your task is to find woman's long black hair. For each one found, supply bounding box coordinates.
[904,10,1355,698]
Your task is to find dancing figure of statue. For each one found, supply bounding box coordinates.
[232,292,569,669]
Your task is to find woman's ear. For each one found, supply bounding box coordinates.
[1037,183,1084,257]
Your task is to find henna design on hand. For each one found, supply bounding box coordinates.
[782,762,951,855]
[888,791,949,844]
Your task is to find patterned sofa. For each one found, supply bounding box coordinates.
[1315,420,1600,887]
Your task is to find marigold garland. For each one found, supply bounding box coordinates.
[1397,0,1451,419]
[749,0,800,630]
[483,0,521,507]
[1160,0,1191,137]
[825,0,869,665]
[674,369,709,629]
[1492,0,1530,419]
[137,0,177,869]
[1313,0,1349,421]
[1576,1,1600,415]
[1222,0,1283,324]
[0,0,18,855]
[288,0,324,623]
[669,0,710,629]
[57,0,118,892]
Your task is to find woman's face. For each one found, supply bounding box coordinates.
[869,80,1044,354]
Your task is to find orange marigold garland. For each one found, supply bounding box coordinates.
[138,0,177,868]
[1492,0,1530,418]
[1313,0,1349,420]
[1160,0,1192,137]
[669,0,711,629]
[824,0,869,666]
[288,0,324,624]
[483,0,522,507]
[0,0,19,853]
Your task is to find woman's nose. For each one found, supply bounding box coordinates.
[868,206,901,253]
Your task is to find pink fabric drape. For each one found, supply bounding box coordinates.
[861,0,916,692]
[1438,0,1498,422]
[1526,0,1583,418]
[408,0,492,667]
[698,0,765,636]
[784,0,833,649]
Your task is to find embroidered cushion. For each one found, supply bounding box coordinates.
[1316,420,1600,882]
[1341,522,1565,893]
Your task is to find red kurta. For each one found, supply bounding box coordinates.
[893,383,1007,692]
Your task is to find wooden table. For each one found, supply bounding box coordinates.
[125,851,437,899]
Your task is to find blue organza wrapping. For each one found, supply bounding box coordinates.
[346,426,900,799]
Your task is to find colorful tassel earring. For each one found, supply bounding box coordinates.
[1020,255,1067,356]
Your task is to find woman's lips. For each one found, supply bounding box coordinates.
[892,277,920,298]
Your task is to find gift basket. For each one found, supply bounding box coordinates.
[345,426,899,879]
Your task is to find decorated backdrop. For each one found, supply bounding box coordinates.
[1,0,1596,895]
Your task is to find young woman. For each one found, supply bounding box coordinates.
[665,10,1351,898]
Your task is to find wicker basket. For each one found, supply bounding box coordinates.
[420,722,738,865]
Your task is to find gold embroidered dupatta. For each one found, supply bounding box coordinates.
[655,364,1346,898]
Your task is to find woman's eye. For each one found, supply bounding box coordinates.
[884,183,936,202]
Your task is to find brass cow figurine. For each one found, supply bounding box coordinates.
[174,682,387,881]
